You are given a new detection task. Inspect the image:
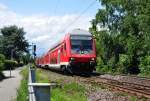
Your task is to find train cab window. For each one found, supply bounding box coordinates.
[71,36,93,54]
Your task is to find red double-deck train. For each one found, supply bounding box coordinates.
[35,29,96,74]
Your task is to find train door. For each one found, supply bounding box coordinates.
[63,43,67,60]
[49,52,51,64]
[57,49,60,64]
[61,43,67,62]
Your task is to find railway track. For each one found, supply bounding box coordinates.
[39,67,150,99]
[79,76,150,99]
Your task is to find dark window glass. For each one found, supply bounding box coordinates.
[71,39,93,54]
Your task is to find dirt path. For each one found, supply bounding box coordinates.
[0,68,22,101]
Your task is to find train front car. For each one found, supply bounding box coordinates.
[66,29,96,74]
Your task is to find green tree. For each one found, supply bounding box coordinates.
[21,53,31,64]
[90,0,150,74]
[139,56,150,76]
[0,54,5,71]
[0,25,29,61]
[0,35,3,54]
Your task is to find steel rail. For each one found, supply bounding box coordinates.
[101,73,150,81]
[79,76,150,99]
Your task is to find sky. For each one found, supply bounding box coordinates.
[0,0,101,56]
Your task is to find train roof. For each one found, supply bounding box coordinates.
[47,29,92,53]
[69,29,92,36]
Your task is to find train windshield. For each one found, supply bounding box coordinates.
[71,36,93,54]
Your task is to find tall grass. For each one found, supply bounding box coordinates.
[17,68,87,101]
[51,82,87,101]
[36,69,87,101]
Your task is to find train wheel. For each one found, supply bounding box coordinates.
[67,66,73,74]
[61,66,68,74]
[45,65,49,69]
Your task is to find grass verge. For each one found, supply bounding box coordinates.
[51,82,86,101]
[16,66,28,101]
[36,69,87,101]
[16,67,87,101]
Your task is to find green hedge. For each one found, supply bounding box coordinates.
[96,57,113,73]
[4,60,18,70]
[139,56,150,76]
[116,54,131,74]
[18,62,24,67]
[0,54,5,71]
[96,54,131,74]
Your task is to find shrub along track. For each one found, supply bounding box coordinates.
[78,75,150,99]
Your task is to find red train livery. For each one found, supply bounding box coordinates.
[36,29,96,74]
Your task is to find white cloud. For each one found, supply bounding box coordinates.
[0,3,93,56]
[0,3,8,11]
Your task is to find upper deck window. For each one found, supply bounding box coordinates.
[71,35,92,40]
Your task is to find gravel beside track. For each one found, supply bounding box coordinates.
[100,74,150,89]
[87,90,128,101]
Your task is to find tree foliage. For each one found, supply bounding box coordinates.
[139,56,150,76]
[0,54,5,71]
[0,25,29,61]
[90,0,150,74]
[20,53,31,65]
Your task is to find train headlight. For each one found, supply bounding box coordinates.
[91,58,95,61]
[70,57,75,61]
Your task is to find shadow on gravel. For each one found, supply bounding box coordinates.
[91,71,101,76]
[0,73,5,81]
[4,76,16,79]
[39,67,101,77]
[42,68,73,76]
[75,72,101,77]
[0,72,16,81]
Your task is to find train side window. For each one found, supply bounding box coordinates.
[64,43,66,50]
[61,46,63,52]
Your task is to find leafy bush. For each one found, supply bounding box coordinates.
[0,54,5,71]
[139,56,150,76]
[99,65,111,73]
[96,57,104,68]
[4,60,18,70]
[96,57,104,71]
[96,57,113,73]
[107,57,115,73]
[116,54,130,74]
[18,61,24,67]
